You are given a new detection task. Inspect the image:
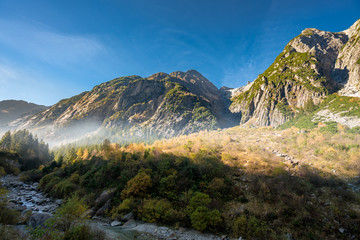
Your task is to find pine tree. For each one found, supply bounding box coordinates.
[0,131,11,150]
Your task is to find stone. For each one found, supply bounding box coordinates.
[95,188,117,207]
[167,232,177,240]
[28,213,52,228]
[121,212,134,221]
[83,208,96,218]
[95,199,111,216]
[55,199,63,205]
[122,219,137,228]
[111,220,122,227]
[286,233,293,240]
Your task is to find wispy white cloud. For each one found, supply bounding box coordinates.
[0,60,75,105]
[0,19,105,67]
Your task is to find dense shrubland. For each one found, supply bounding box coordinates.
[21,126,360,239]
[28,195,106,240]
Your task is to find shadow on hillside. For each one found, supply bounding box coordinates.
[332,66,350,91]
[30,147,360,240]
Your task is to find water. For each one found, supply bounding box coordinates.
[0,175,154,239]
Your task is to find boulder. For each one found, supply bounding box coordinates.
[122,219,137,228]
[83,208,96,218]
[28,213,52,228]
[167,232,177,240]
[95,199,111,216]
[121,212,134,221]
[95,188,117,207]
[111,220,122,227]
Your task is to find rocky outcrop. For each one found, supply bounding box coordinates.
[335,19,360,96]
[28,213,52,228]
[230,19,360,127]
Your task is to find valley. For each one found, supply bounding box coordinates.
[0,16,360,240]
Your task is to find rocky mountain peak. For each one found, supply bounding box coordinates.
[342,18,360,38]
[7,70,237,145]
[169,69,214,86]
[230,19,360,127]
[335,19,360,97]
[147,72,169,80]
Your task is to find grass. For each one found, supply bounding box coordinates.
[20,125,360,239]
[152,126,360,178]
[320,94,360,117]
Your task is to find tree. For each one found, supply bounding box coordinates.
[304,99,316,113]
[0,131,11,151]
[121,169,152,199]
[76,148,83,159]
[187,192,222,231]
[82,148,90,160]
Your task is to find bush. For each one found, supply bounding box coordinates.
[0,225,21,240]
[0,167,5,177]
[110,198,133,219]
[63,224,106,240]
[0,201,19,224]
[190,206,222,231]
[0,187,19,225]
[20,170,44,182]
[52,180,77,198]
[232,215,267,239]
[55,194,89,231]
[319,122,338,133]
[120,169,152,199]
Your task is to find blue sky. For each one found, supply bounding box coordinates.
[0,0,359,105]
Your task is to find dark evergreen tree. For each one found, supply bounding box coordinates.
[0,131,11,150]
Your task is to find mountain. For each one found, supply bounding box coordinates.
[230,19,360,127]
[0,100,47,130]
[6,20,360,142]
[13,70,236,145]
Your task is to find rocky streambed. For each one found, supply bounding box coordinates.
[1,175,232,240]
[1,175,60,214]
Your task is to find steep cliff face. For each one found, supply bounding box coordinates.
[335,19,360,96]
[230,20,360,127]
[14,70,233,144]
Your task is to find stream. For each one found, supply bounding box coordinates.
[1,175,228,240]
[0,175,153,240]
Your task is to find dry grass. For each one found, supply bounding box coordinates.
[141,126,360,179]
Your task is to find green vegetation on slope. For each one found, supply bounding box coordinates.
[0,130,51,172]
[164,82,217,129]
[21,126,360,239]
[280,94,360,131]
[233,45,328,106]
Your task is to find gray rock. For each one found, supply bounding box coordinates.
[28,213,52,228]
[95,188,117,207]
[83,208,96,218]
[111,220,122,227]
[167,232,177,240]
[95,199,111,216]
[121,212,134,221]
[122,219,137,228]
[55,199,63,205]
[286,233,294,240]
